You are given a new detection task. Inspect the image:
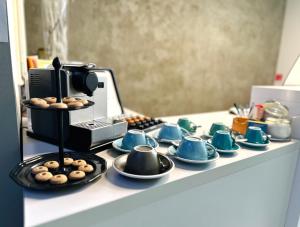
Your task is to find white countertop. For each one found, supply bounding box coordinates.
[23,111,300,227]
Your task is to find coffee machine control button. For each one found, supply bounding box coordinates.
[85,72,98,96]
[97,82,104,88]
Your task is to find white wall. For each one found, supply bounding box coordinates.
[276,0,300,81]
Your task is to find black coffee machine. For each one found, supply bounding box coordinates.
[26,63,127,151]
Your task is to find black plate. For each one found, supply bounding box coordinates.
[10,152,107,190]
[23,100,94,111]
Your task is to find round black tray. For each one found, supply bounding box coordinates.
[10,152,107,190]
[23,100,94,111]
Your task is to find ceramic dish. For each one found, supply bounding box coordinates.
[168,145,219,164]
[269,137,291,142]
[113,154,174,180]
[10,152,107,190]
[238,140,270,148]
[153,128,190,144]
[215,143,240,154]
[112,136,159,153]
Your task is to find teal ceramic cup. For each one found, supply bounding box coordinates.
[158,123,185,141]
[209,122,229,136]
[176,136,216,160]
[212,130,233,150]
[122,129,148,150]
[177,118,197,133]
[245,126,268,144]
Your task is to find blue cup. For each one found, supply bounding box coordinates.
[209,122,229,136]
[245,126,268,144]
[122,129,148,150]
[158,123,185,141]
[212,130,234,150]
[177,136,216,160]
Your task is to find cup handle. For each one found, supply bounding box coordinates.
[146,135,158,148]
[190,122,198,131]
[180,127,190,136]
[261,131,269,143]
[205,142,216,158]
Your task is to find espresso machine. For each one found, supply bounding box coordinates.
[26,63,128,151]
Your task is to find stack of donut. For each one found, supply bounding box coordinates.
[32,157,94,185]
[30,97,89,109]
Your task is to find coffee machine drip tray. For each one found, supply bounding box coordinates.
[73,119,112,130]
[69,118,128,151]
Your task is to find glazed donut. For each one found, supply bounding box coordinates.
[68,170,86,180]
[35,102,50,108]
[44,97,57,104]
[50,174,68,184]
[78,164,94,173]
[30,98,47,106]
[67,101,83,108]
[50,102,68,109]
[64,157,74,166]
[63,97,76,104]
[32,166,48,175]
[75,98,89,105]
[35,172,53,182]
[44,160,59,169]
[72,159,87,167]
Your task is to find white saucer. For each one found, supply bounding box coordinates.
[112,136,159,153]
[153,128,190,144]
[168,146,219,164]
[239,140,270,148]
[113,154,174,180]
[216,143,240,154]
[269,137,291,142]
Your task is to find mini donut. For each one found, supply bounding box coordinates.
[35,102,50,108]
[44,97,57,104]
[64,157,74,166]
[78,164,94,173]
[50,102,68,109]
[68,170,86,180]
[75,98,89,105]
[35,171,53,182]
[63,97,76,104]
[32,166,48,174]
[30,98,47,106]
[67,101,83,108]
[72,159,87,167]
[44,160,59,169]
[50,174,68,185]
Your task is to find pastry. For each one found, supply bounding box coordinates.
[35,102,49,108]
[44,160,59,169]
[64,157,74,166]
[30,98,47,106]
[67,101,83,108]
[72,159,87,167]
[63,97,76,104]
[75,98,89,105]
[44,97,57,104]
[35,171,53,182]
[68,170,86,180]
[50,102,68,109]
[78,164,94,173]
[50,174,68,185]
[32,166,48,174]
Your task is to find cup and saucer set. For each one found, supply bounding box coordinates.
[237,126,270,148]
[112,129,159,153]
[112,129,174,179]
[113,145,175,180]
[210,130,240,154]
[202,122,230,139]
[153,122,191,144]
[168,136,220,164]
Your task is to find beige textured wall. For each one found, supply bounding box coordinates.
[25,0,286,117]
